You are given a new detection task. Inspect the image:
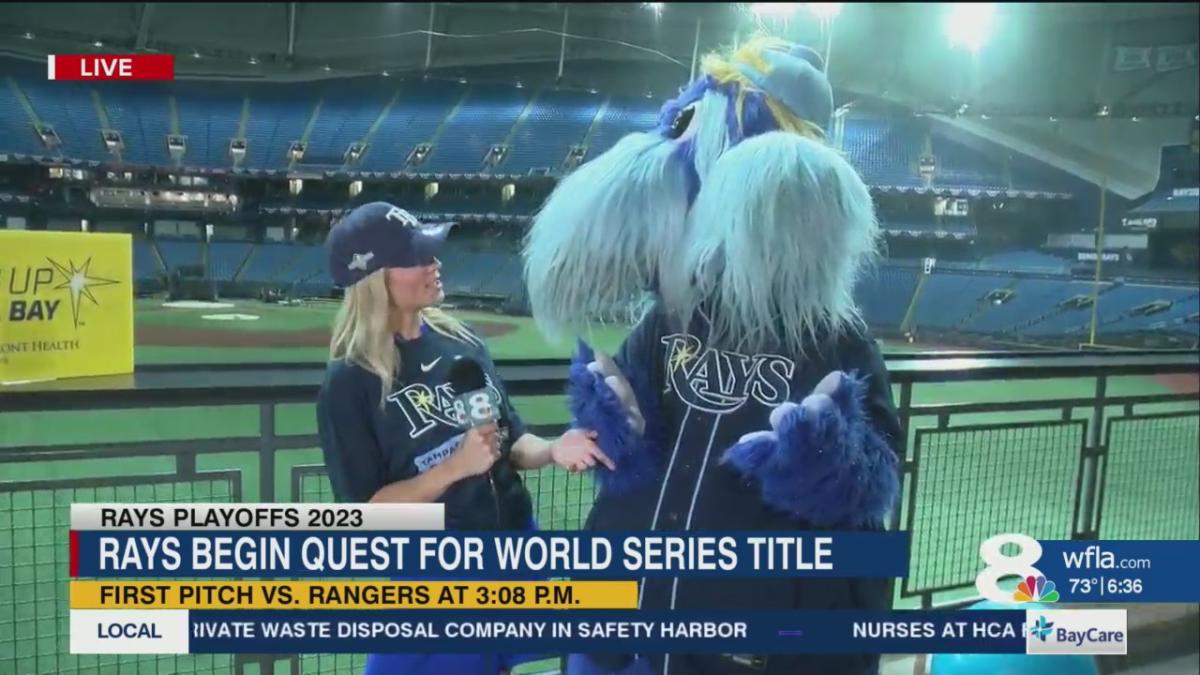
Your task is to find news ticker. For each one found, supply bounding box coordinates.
[71,581,636,610]
[69,609,1129,656]
[68,505,1200,603]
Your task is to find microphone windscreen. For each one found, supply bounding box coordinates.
[448,357,488,394]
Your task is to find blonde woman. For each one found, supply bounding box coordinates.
[317,202,612,675]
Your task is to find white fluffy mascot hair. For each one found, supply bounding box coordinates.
[523,36,880,355]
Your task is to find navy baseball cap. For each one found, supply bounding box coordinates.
[326,201,454,287]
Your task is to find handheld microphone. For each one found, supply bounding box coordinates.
[447,358,502,430]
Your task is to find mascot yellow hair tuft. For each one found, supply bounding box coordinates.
[701,36,826,141]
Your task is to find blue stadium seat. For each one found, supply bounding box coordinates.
[423,85,529,174]
[302,81,390,167]
[207,241,253,282]
[132,239,162,280]
[360,80,460,171]
[854,266,918,327]
[243,87,317,169]
[102,83,172,166]
[913,273,1008,329]
[174,83,243,168]
[0,84,39,155]
[503,89,600,173]
[155,238,204,270]
[238,243,303,283]
[584,96,660,159]
[19,79,108,161]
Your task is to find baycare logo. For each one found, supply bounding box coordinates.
[2,257,120,329]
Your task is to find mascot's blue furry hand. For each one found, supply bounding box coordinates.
[567,340,659,495]
[721,371,899,529]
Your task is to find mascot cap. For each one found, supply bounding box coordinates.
[326,201,454,287]
[736,45,834,132]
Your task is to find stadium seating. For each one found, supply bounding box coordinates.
[854,266,919,328]
[101,83,173,166]
[912,272,1010,330]
[132,239,162,280]
[0,73,1095,198]
[242,86,317,169]
[584,96,660,158]
[503,89,601,173]
[842,117,923,187]
[360,80,461,171]
[422,85,529,174]
[237,243,302,283]
[965,278,1084,333]
[207,241,253,282]
[175,84,245,168]
[1101,293,1199,333]
[18,79,108,162]
[929,132,1006,192]
[155,238,204,270]
[300,82,391,167]
[975,250,1071,274]
[0,83,39,155]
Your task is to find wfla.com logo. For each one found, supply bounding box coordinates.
[1025,610,1127,655]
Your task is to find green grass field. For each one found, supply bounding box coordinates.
[1,297,1196,675]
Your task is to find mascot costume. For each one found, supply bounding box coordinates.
[523,37,903,675]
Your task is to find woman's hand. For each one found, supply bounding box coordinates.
[446,423,501,479]
[551,429,616,473]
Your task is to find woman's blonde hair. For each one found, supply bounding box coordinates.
[329,268,479,403]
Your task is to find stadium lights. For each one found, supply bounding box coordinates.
[750,3,801,21]
[805,3,843,20]
[945,3,995,53]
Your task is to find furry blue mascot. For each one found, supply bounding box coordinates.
[524,37,903,675]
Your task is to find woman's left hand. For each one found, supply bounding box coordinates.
[551,429,616,473]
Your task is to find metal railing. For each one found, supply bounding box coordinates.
[1,350,1197,674]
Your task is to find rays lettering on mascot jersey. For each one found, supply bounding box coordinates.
[523,35,902,675]
[661,333,794,414]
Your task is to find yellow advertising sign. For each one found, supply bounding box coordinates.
[0,230,133,383]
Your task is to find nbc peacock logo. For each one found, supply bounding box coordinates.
[1013,575,1059,603]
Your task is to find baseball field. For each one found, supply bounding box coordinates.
[0,297,1196,674]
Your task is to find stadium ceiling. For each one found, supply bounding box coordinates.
[0,4,1194,87]
[1,2,1193,195]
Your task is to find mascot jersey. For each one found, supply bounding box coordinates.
[523,37,904,675]
[567,304,899,675]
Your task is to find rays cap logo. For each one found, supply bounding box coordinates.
[326,201,455,287]
[3,256,120,329]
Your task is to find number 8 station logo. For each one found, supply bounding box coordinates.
[976,533,1060,604]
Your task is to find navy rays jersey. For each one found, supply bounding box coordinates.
[317,325,532,531]
[586,305,902,675]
